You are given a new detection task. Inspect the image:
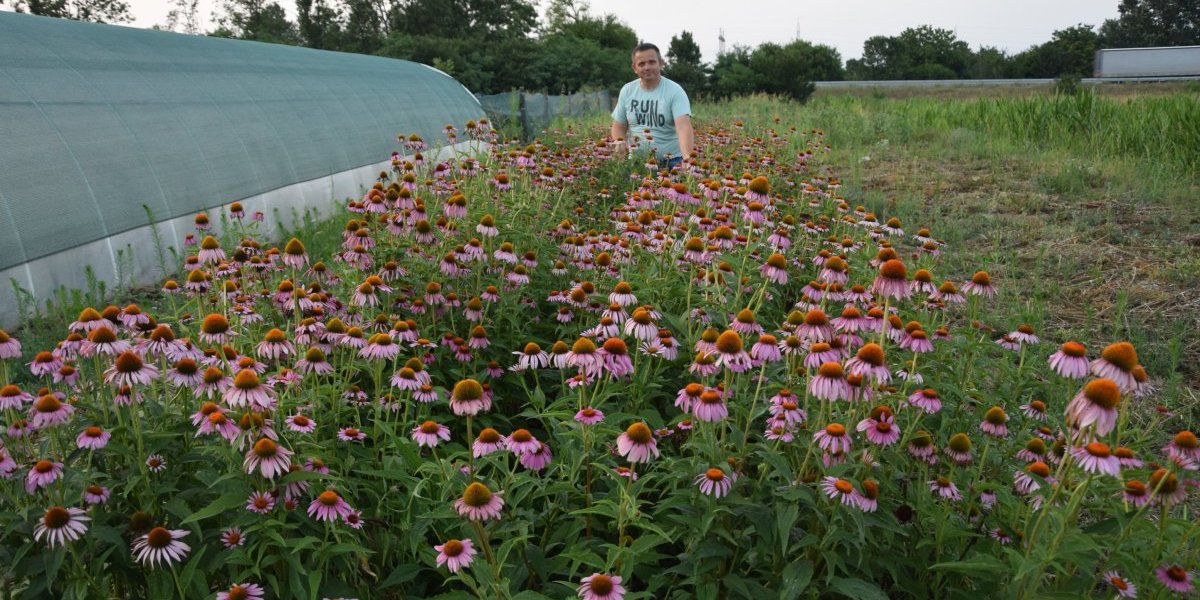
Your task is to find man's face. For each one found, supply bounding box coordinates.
[632,50,662,85]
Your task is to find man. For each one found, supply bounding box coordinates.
[610,43,694,170]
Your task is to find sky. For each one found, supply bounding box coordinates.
[111,0,1120,62]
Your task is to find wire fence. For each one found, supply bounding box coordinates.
[476,91,614,140]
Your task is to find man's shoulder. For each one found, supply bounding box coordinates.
[618,80,641,95]
[660,77,689,97]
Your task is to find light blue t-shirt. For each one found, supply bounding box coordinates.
[611,76,691,158]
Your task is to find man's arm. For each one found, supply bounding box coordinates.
[610,121,629,156]
[611,121,628,143]
[675,115,694,159]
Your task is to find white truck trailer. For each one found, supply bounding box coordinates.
[1093,46,1200,78]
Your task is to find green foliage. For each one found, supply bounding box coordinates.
[1011,25,1101,78]
[214,0,299,44]
[848,26,973,80]
[10,0,131,23]
[296,0,343,49]
[1099,0,1200,47]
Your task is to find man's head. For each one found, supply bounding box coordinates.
[631,43,663,87]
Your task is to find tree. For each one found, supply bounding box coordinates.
[296,0,343,49]
[10,0,131,23]
[1011,25,1100,78]
[388,0,538,42]
[664,31,709,97]
[667,31,702,65]
[162,0,200,33]
[970,46,1013,78]
[710,45,760,98]
[544,0,589,33]
[746,39,840,102]
[341,0,384,54]
[1099,0,1200,47]
[212,0,299,44]
[849,26,972,79]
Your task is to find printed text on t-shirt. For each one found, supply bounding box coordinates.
[630,99,667,127]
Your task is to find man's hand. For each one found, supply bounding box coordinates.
[610,121,629,159]
[610,139,628,158]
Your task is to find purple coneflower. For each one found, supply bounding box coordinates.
[83,484,110,505]
[822,476,863,509]
[908,388,942,414]
[132,527,190,567]
[435,538,477,573]
[33,506,89,547]
[1156,565,1193,594]
[1090,342,1139,393]
[216,583,265,600]
[244,438,293,479]
[471,428,505,457]
[506,429,541,455]
[0,329,20,358]
[337,427,366,442]
[455,482,504,521]
[220,526,246,548]
[76,425,110,450]
[693,389,728,422]
[224,369,276,412]
[809,362,849,401]
[857,410,900,446]
[845,343,890,383]
[145,454,167,473]
[519,442,553,470]
[1064,378,1121,436]
[412,421,451,448]
[575,407,604,425]
[1071,442,1120,476]
[979,406,1009,438]
[285,413,316,434]
[961,270,996,298]
[578,573,625,600]
[712,330,753,373]
[246,490,276,514]
[929,476,962,500]
[449,378,490,416]
[813,423,852,453]
[1103,571,1137,598]
[617,422,659,463]
[308,490,353,522]
[695,467,733,498]
[29,394,74,428]
[871,259,911,301]
[26,460,63,494]
[945,433,973,465]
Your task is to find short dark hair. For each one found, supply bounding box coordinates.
[632,43,661,60]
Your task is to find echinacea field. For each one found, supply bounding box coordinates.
[0,94,1197,599]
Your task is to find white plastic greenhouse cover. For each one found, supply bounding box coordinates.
[0,12,486,328]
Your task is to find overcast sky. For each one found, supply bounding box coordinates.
[115,0,1120,62]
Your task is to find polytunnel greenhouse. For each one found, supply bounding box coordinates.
[0,11,485,327]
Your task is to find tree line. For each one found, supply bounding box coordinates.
[9,0,1199,101]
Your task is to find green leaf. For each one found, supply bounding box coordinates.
[181,492,247,525]
[779,559,813,600]
[829,577,889,600]
[930,554,1007,576]
[776,504,798,556]
[380,563,421,588]
[179,545,207,591]
[511,592,553,600]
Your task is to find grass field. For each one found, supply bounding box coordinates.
[680,92,1200,411]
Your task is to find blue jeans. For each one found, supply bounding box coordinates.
[658,156,683,170]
